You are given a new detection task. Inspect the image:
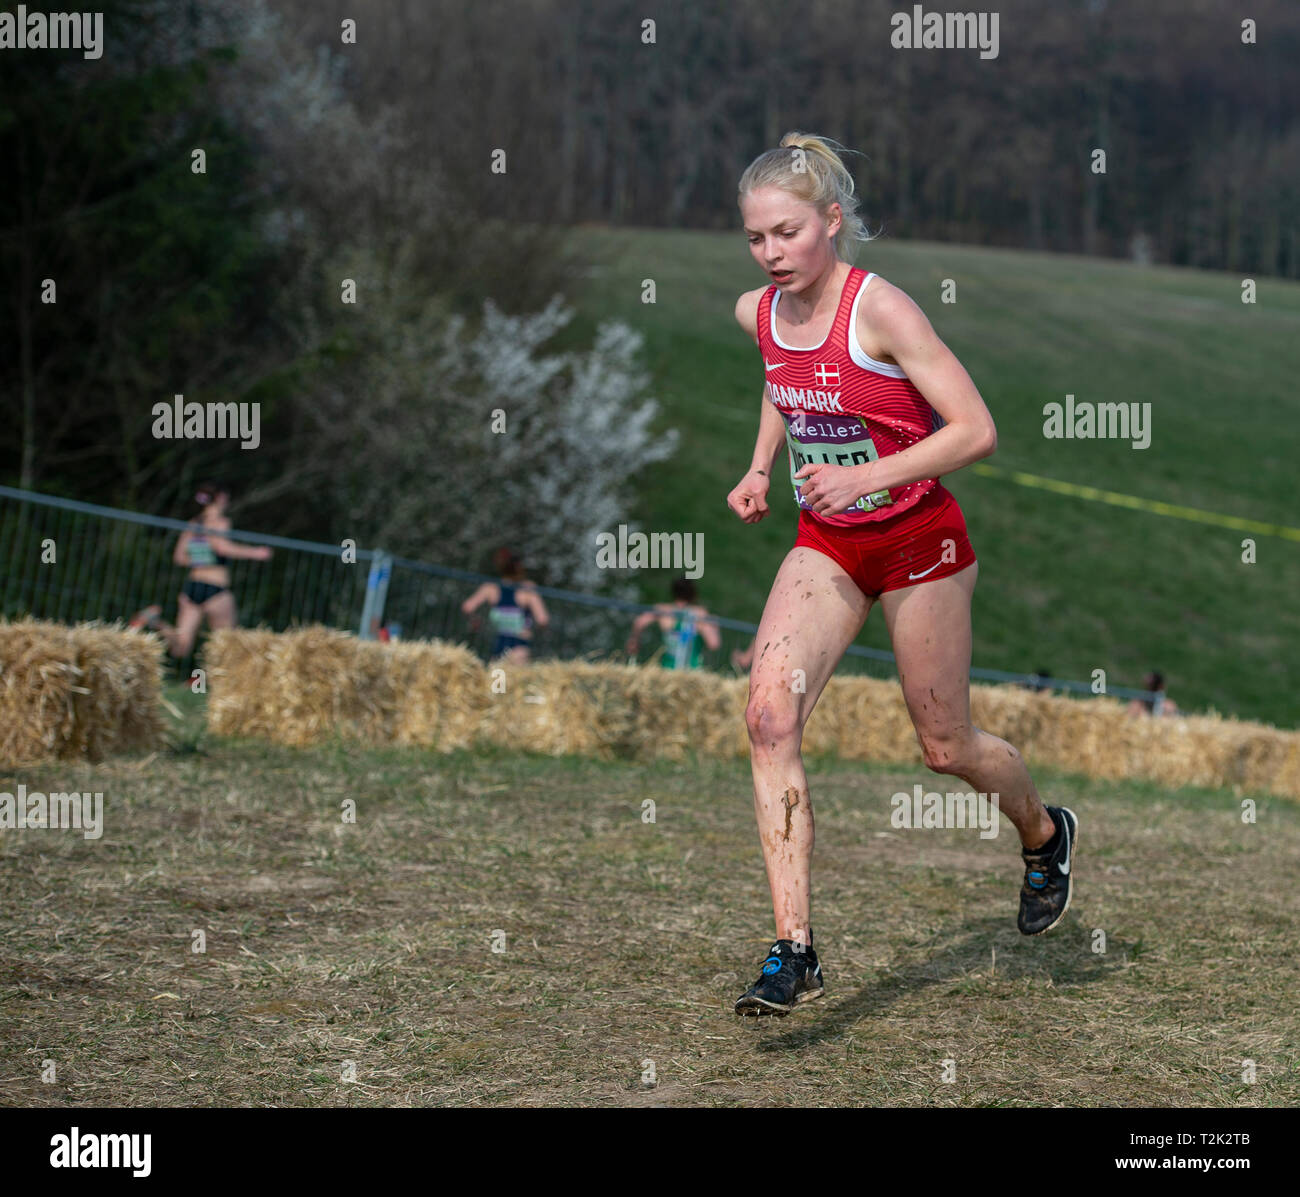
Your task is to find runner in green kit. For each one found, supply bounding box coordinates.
[625,577,721,670]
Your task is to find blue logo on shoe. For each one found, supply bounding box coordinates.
[761,956,783,975]
[1028,870,1047,889]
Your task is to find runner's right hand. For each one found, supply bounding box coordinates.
[726,470,771,523]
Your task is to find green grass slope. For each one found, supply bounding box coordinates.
[565,228,1300,727]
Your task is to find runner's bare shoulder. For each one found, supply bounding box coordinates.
[734,288,766,345]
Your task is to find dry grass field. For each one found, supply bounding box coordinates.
[2,700,1296,1108]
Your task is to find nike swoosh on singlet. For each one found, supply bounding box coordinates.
[908,561,944,580]
[765,361,785,371]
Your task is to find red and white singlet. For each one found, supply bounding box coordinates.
[757,267,944,527]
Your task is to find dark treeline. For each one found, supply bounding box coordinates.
[285,0,1300,276]
[0,0,589,536]
[2,0,1295,555]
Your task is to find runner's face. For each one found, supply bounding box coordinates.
[742,187,839,290]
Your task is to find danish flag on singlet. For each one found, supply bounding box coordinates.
[757,267,942,527]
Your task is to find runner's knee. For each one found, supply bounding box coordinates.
[918,728,977,774]
[746,691,802,747]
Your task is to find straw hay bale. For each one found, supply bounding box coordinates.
[0,619,164,763]
[392,639,491,750]
[205,628,290,742]
[791,674,1300,801]
[479,661,751,762]
[820,675,922,762]
[265,626,396,746]
[201,627,1300,800]
[205,627,486,749]
[963,688,1298,799]
[1270,733,1300,798]
[481,661,634,758]
[970,687,1127,777]
[621,667,748,761]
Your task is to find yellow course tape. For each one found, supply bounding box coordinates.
[970,463,1300,542]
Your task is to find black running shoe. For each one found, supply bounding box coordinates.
[1018,805,1078,935]
[734,939,825,1016]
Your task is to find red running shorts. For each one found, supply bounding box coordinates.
[792,482,977,599]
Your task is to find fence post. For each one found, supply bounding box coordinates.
[360,550,391,639]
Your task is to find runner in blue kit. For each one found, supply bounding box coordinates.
[461,548,550,664]
[726,132,1078,1016]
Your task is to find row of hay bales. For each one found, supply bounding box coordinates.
[0,619,165,764]
[204,627,1300,802]
[4,617,1294,802]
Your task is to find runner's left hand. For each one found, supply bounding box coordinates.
[793,462,872,515]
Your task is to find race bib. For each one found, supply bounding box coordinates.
[785,412,893,513]
[490,606,528,636]
[187,537,218,566]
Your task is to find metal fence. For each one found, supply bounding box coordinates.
[0,484,1158,701]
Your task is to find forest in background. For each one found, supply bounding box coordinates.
[302,0,1299,273]
[2,0,1297,577]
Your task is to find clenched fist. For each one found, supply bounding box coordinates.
[727,469,771,523]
